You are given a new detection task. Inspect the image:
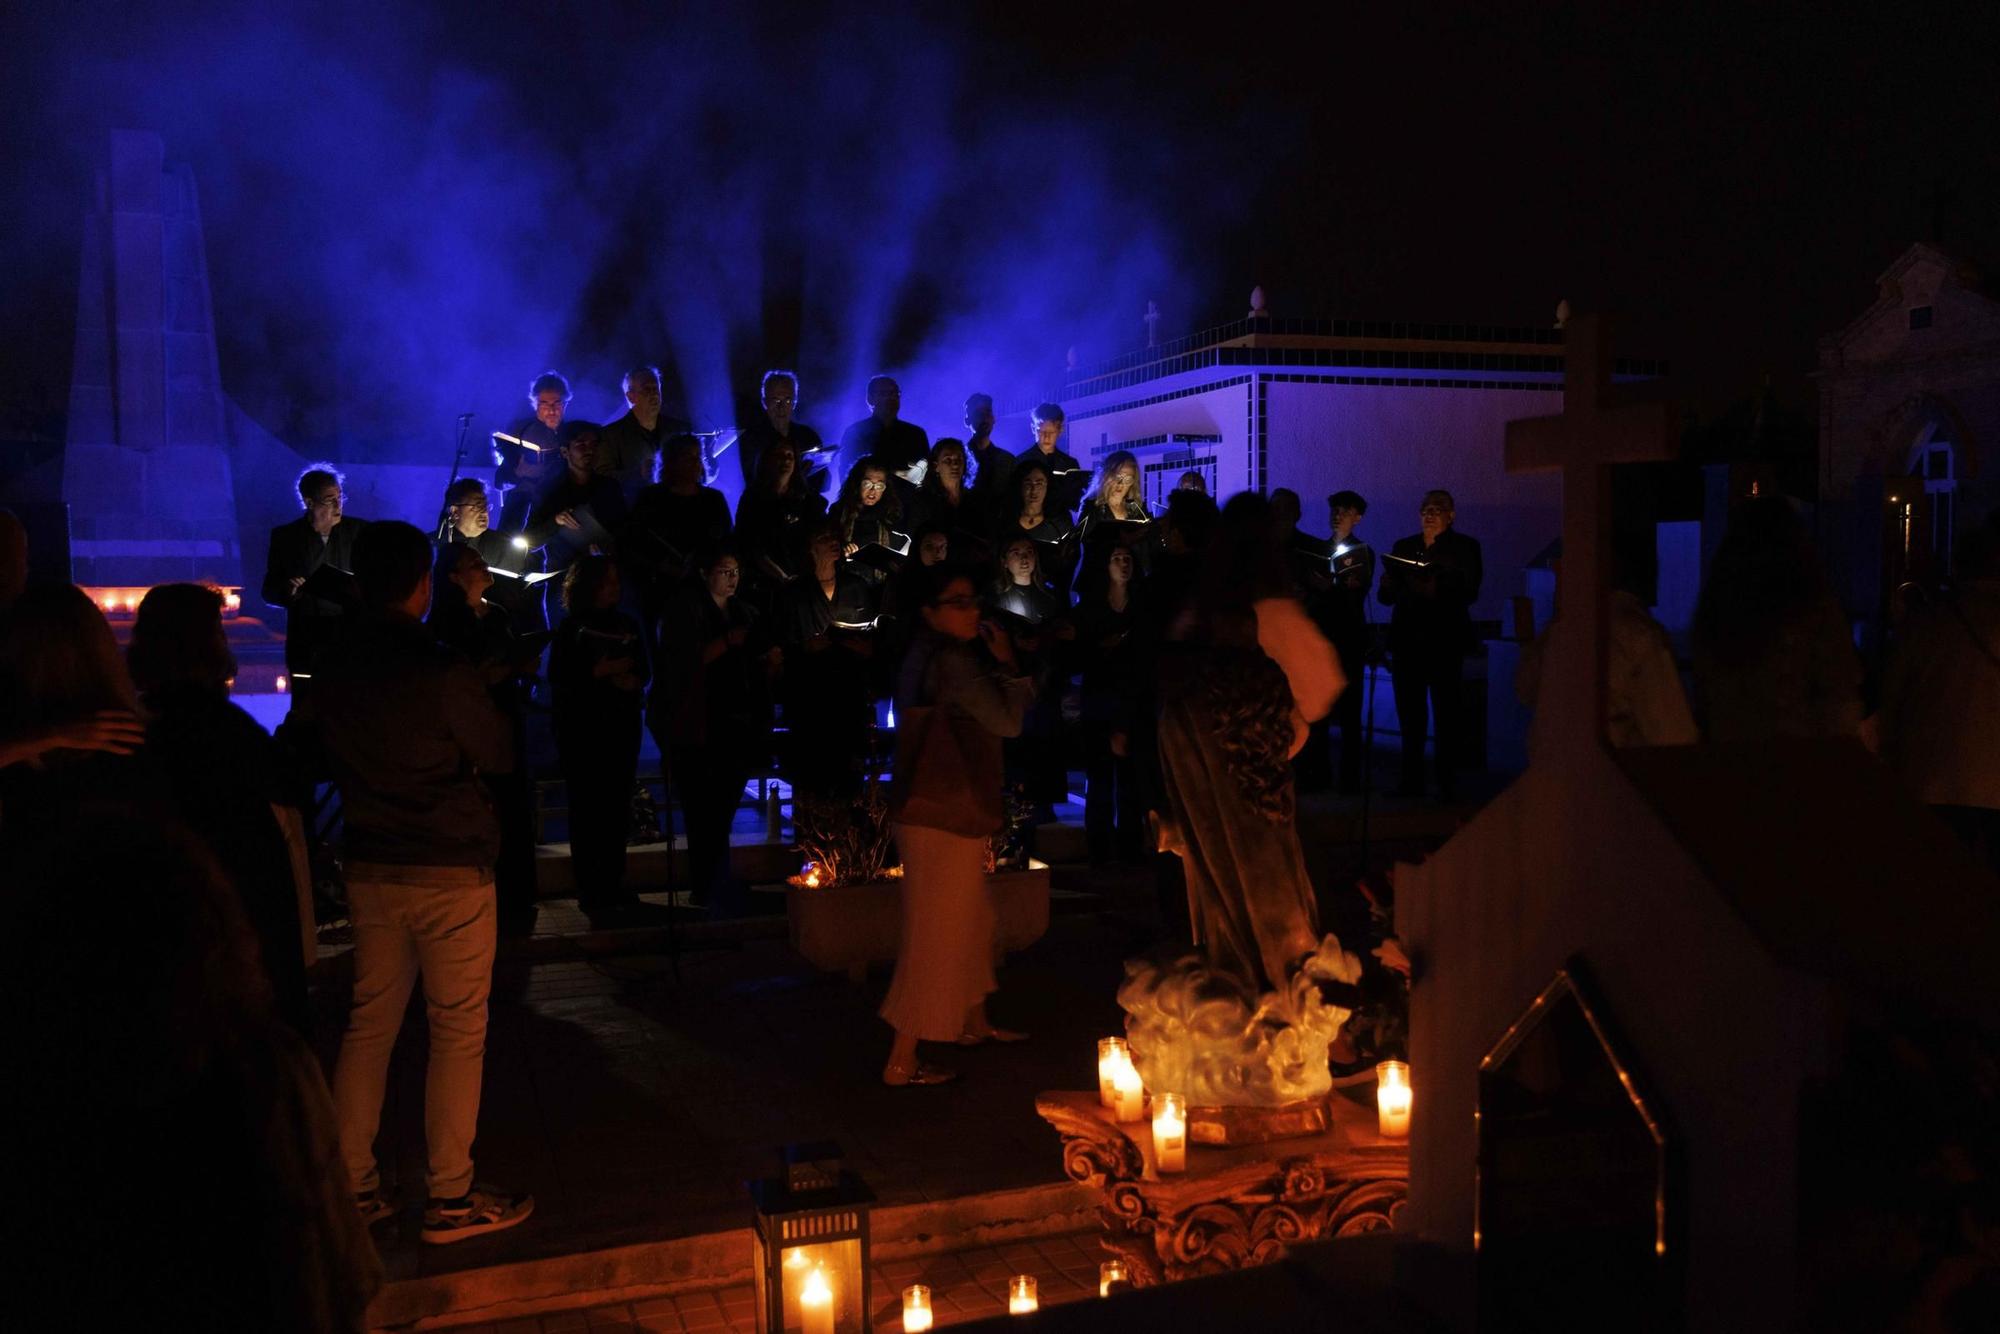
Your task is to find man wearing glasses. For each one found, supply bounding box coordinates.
[736,369,831,498]
[261,463,370,686]
[1377,489,1483,800]
[442,477,545,632]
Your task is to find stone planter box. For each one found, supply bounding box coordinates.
[785,863,1051,981]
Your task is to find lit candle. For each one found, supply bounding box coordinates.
[1098,1259,1128,1296]
[1097,1037,1130,1109]
[1111,1058,1146,1123]
[1376,1060,1412,1139]
[1008,1274,1039,1314]
[902,1283,933,1332]
[800,1265,834,1334]
[1152,1091,1187,1173]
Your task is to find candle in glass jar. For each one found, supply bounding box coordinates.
[1376,1060,1412,1139]
[1008,1274,1039,1314]
[1152,1091,1187,1173]
[1111,1058,1146,1123]
[800,1265,834,1334]
[902,1283,934,1332]
[1097,1036,1130,1109]
[1098,1258,1128,1296]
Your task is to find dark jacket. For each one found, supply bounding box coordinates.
[144,684,310,1034]
[260,516,369,676]
[548,607,649,744]
[596,410,690,500]
[526,469,628,569]
[623,484,732,613]
[302,611,512,868]
[650,588,768,749]
[735,486,827,591]
[445,526,546,631]
[1378,527,1483,659]
[734,417,829,493]
[1015,444,1086,514]
[965,439,1015,512]
[836,416,929,483]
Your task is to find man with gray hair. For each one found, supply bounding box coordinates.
[597,364,689,502]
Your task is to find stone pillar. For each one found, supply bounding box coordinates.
[61,130,241,586]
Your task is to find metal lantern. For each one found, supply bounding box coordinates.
[749,1141,874,1334]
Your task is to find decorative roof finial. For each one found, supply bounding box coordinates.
[1555,298,1571,330]
[1248,286,1269,321]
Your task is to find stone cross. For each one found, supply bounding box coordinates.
[1504,313,1678,751]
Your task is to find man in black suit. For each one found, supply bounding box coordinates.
[836,374,929,487]
[260,463,368,683]
[597,365,690,504]
[494,370,570,531]
[1378,489,1483,800]
[1016,402,1084,517]
[735,369,831,499]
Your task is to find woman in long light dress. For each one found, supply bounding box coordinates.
[880,565,1035,1086]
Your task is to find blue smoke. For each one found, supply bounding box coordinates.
[26,2,1243,495]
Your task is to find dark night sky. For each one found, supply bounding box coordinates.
[2,2,1994,455]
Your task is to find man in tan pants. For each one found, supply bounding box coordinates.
[305,520,534,1244]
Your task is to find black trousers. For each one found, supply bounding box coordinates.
[1332,639,1367,791]
[1082,722,1146,863]
[669,740,753,912]
[485,765,539,939]
[558,721,641,910]
[1392,650,1465,796]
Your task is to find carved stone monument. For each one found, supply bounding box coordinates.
[62,130,243,587]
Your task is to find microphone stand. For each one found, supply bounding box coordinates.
[435,411,476,543]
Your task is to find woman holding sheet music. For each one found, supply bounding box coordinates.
[994,459,1076,595]
[773,520,878,804]
[832,458,905,587]
[548,554,651,926]
[987,536,1072,822]
[1073,544,1148,865]
[908,437,980,550]
[1072,450,1152,599]
[734,440,827,611]
[650,545,772,916]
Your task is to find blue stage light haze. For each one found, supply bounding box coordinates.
[29,2,1254,491]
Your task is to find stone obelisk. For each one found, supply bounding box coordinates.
[62,130,242,586]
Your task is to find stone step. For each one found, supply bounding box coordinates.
[367,1179,1097,1331]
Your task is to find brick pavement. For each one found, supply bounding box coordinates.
[435,1231,1104,1332]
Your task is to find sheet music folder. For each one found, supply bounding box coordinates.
[487,566,560,585]
[299,564,361,607]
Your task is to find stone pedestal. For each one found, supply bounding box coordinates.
[784,865,1051,982]
[1034,1085,1407,1288]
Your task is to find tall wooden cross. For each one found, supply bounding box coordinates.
[1504,313,1679,754]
